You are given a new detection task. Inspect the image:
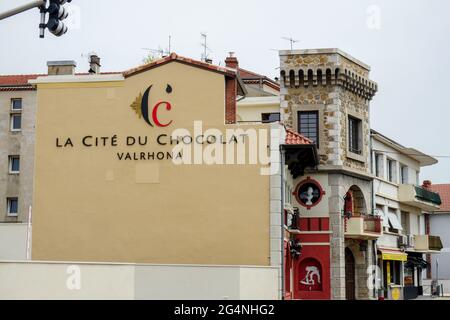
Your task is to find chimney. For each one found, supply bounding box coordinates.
[225,52,239,70]
[47,61,77,75]
[89,54,101,74]
[224,52,239,124]
[422,180,432,190]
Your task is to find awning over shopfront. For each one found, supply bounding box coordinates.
[378,249,407,262]
[405,256,428,269]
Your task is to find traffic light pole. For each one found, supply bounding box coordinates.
[0,0,46,21]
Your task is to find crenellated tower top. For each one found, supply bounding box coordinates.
[279,48,377,101]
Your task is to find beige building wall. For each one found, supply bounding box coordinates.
[31,61,271,266]
[237,96,280,123]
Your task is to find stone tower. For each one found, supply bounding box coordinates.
[280,49,380,300]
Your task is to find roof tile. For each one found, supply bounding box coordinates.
[285,128,313,145]
[0,74,44,86]
[429,184,450,212]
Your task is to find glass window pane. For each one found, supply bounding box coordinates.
[12,99,22,110]
[10,157,20,172]
[8,198,18,214]
[12,115,21,130]
[262,113,280,123]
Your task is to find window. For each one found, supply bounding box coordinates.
[387,208,402,233]
[383,260,401,286]
[414,170,420,186]
[376,205,389,228]
[7,198,18,217]
[298,111,319,147]
[10,114,22,131]
[375,153,383,178]
[387,158,396,183]
[11,98,22,111]
[400,165,408,184]
[8,156,20,174]
[401,211,409,234]
[261,112,280,123]
[348,116,362,154]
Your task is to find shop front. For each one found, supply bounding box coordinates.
[378,248,407,300]
[404,252,428,299]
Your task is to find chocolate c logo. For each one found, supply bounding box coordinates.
[130,84,173,127]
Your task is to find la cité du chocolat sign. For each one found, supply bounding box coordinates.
[54,84,245,161]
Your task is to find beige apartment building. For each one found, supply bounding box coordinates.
[0,75,38,222]
[0,75,40,260]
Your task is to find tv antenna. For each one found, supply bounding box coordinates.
[142,36,172,59]
[142,47,164,58]
[282,37,299,50]
[167,35,172,54]
[200,32,212,62]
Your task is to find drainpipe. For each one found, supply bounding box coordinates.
[280,147,286,300]
[370,134,378,299]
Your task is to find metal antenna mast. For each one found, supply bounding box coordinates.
[282,37,299,50]
[200,32,212,62]
[168,35,172,54]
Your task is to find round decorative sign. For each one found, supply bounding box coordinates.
[293,177,325,210]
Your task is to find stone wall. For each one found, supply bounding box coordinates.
[280,49,376,175]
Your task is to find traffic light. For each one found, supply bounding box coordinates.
[38,0,72,38]
[46,0,71,36]
[0,0,73,38]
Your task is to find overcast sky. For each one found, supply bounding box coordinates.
[1,0,449,183]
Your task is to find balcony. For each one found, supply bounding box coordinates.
[345,215,382,240]
[414,235,443,253]
[398,185,442,211]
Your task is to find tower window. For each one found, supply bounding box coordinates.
[348,116,362,154]
[298,111,319,148]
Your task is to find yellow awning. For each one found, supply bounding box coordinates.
[379,249,407,262]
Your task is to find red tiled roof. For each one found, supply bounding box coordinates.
[124,53,237,78]
[0,74,44,86]
[239,68,265,79]
[238,67,280,91]
[285,128,313,145]
[429,184,450,212]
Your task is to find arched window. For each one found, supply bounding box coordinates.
[289,70,295,88]
[299,69,305,86]
[326,69,332,85]
[307,69,314,86]
[317,69,323,84]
